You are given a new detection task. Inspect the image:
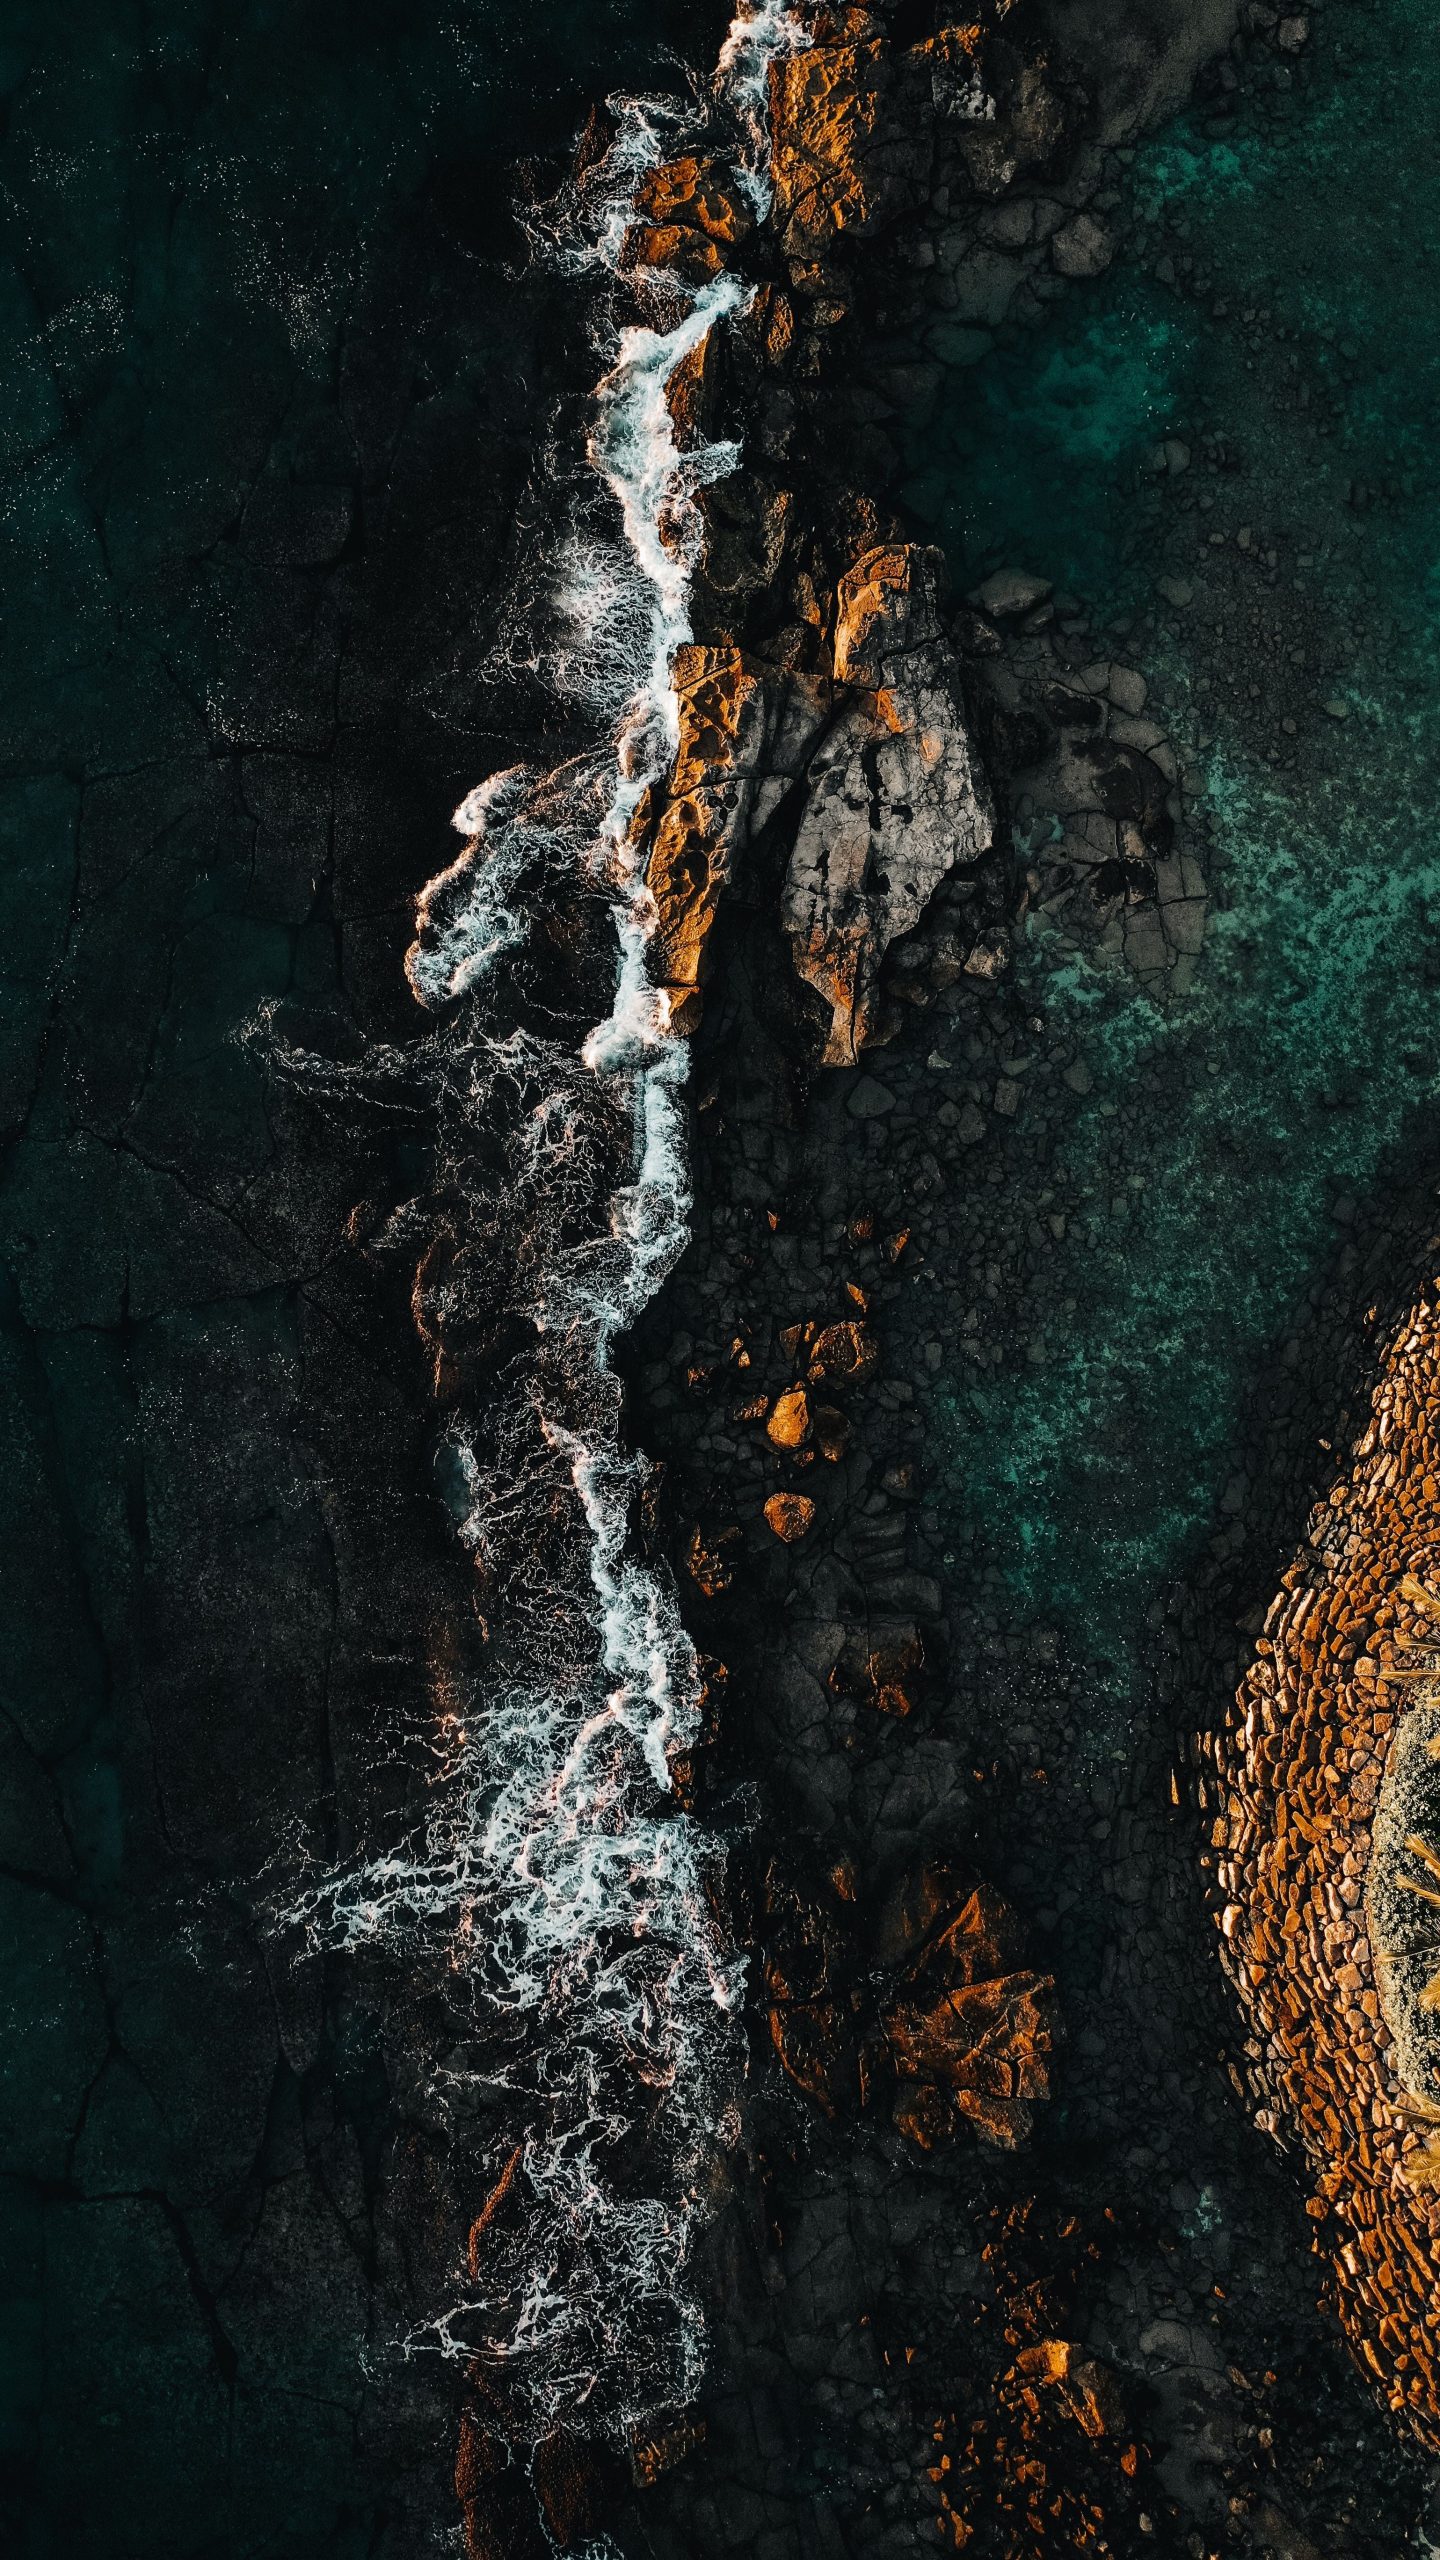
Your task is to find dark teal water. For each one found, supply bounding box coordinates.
[905,0,1440,1709]
[0,4,723,2553]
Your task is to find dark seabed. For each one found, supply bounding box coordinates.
[901,0,1440,1720]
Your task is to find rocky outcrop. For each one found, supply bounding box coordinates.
[639,544,992,1057]
[762,1854,1054,2148]
[624,154,754,281]
[781,543,994,1064]
[768,16,1077,269]
[1200,1278,1440,2446]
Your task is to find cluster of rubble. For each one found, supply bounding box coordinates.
[1200,1277,1440,2446]
[761,1855,1054,2150]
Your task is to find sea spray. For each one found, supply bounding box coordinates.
[278,0,808,2446]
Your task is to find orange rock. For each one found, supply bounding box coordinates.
[832,541,942,688]
[768,1996,852,2113]
[764,1491,816,1542]
[808,1319,878,1385]
[1008,2340,1127,2442]
[885,1972,1051,2124]
[814,1403,851,1462]
[882,1880,1054,2150]
[892,2078,954,2149]
[1202,1271,1440,2445]
[767,40,933,264]
[641,645,764,1028]
[530,2433,610,2547]
[623,153,753,281]
[685,1522,740,1596]
[664,327,722,452]
[629,2412,707,2489]
[830,1622,924,1715]
[766,1385,813,1448]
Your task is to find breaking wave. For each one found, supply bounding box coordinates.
[279,0,803,2450]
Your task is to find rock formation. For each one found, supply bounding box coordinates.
[762,1853,1055,2148]
[1201,1271,1440,2446]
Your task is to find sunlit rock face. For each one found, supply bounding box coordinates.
[767,15,1075,265]
[637,544,993,1059]
[1201,1276,1440,2444]
[782,543,994,1063]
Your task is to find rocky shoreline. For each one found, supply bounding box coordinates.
[530,3,1440,2556]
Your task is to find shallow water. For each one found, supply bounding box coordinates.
[904,0,1440,1710]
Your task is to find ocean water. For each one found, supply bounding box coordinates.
[904,0,1440,1712]
[6,0,1440,2549]
[0,3,730,2553]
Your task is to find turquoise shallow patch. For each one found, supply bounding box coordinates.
[905,279,1195,604]
[909,0,1440,1718]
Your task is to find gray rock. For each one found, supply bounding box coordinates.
[1052,212,1114,279]
[848,1077,897,1120]
[968,567,1054,621]
[1108,664,1149,716]
[783,548,993,1066]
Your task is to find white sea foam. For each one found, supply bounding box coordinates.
[718,0,810,212]
[283,0,805,2450]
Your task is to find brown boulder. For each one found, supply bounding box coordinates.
[624,153,753,281]
[808,1319,878,1385]
[1007,2339,1127,2441]
[766,1385,813,1449]
[642,645,766,1029]
[764,1490,817,1542]
[881,1881,1054,2148]
[768,41,933,264]
[638,643,829,1029]
[530,2432,613,2548]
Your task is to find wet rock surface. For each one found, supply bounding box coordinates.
[616,3,1440,2556]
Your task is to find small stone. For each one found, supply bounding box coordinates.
[764,1492,816,1543]
[955,1101,987,1147]
[766,1387,812,1450]
[1051,212,1113,280]
[847,1075,896,1119]
[968,569,1053,622]
[1108,665,1149,716]
[964,930,1010,981]
[1277,13,1310,52]
[1156,575,1194,609]
[1322,698,1350,721]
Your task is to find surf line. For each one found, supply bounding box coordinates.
[304,0,809,2446]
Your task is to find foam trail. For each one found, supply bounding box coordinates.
[282,0,805,2451]
[718,0,809,212]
